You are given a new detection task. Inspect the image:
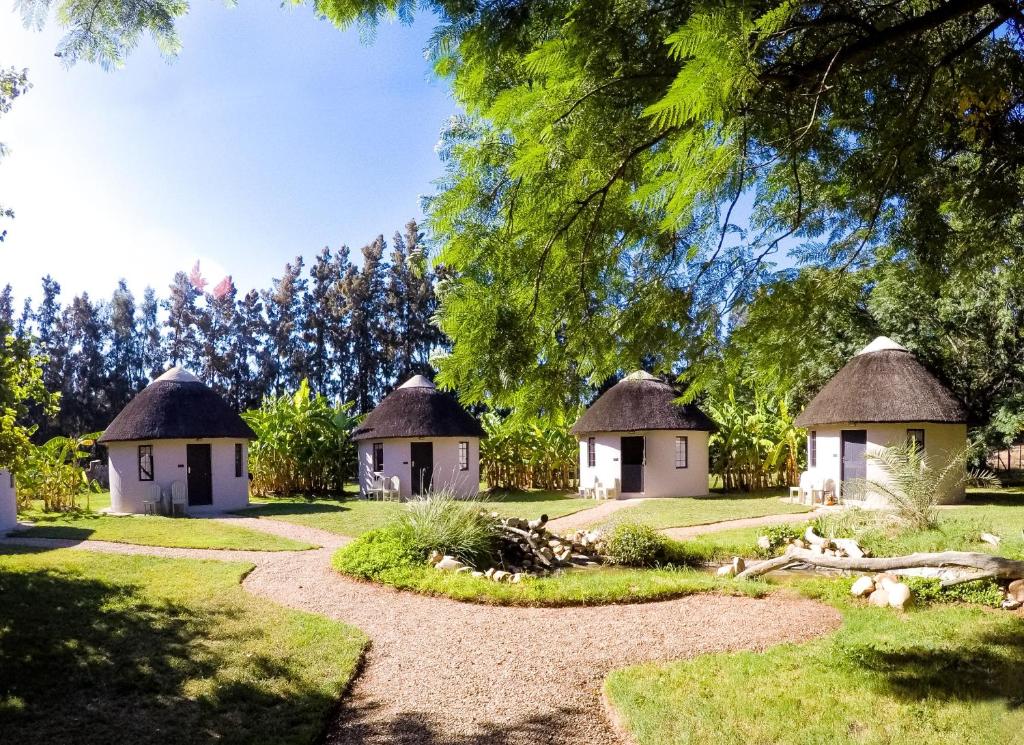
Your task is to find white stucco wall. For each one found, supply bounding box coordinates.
[804,422,968,505]
[357,437,481,500]
[577,430,710,499]
[108,439,250,514]
[0,468,17,531]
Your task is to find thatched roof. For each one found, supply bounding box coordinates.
[99,368,256,443]
[571,371,716,435]
[794,337,969,427]
[352,375,485,441]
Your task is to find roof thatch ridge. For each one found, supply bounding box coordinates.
[794,340,968,427]
[352,375,485,441]
[99,369,256,443]
[571,371,715,435]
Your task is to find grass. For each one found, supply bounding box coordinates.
[605,578,1024,744]
[240,489,594,538]
[0,547,367,745]
[331,551,767,606]
[596,491,810,531]
[672,486,1024,563]
[12,492,315,551]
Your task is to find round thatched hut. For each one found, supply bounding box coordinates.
[571,371,715,498]
[99,367,256,514]
[352,375,485,499]
[0,468,16,531]
[794,336,970,505]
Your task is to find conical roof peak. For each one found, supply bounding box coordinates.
[856,336,908,356]
[154,366,202,384]
[398,374,436,389]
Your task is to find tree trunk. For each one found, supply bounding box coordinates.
[735,547,1024,586]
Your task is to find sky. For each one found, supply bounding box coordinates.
[0,3,456,307]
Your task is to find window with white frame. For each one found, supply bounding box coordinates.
[809,430,817,468]
[235,443,244,478]
[372,442,384,472]
[458,441,469,471]
[907,428,925,453]
[675,436,688,468]
[138,445,154,481]
[587,437,596,468]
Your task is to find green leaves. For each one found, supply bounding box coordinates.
[243,380,357,497]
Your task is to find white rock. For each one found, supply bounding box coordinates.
[511,573,523,584]
[471,571,485,578]
[435,556,465,571]
[887,583,912,610]
[732,556,746,574]
[875,572,900,590]
[867,588,890,608]
[757,536,773,551]
[484,568,496,579]
[717,564,736,578]
[491,570,511,583]
[850,576,875,598]
[455,566,472,574]
[427,550,443,566]
[980,532,1002,546]
[1008,579,1024,603]
[1002,598,1023,611]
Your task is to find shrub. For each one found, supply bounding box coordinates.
[399,490,499,567]
[17,434,103,512]
[757,523,805,557]
[604,522,668,567]
[902,577,1004,608]
[332,524,421,579]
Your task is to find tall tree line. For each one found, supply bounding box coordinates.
[4,220,443,439]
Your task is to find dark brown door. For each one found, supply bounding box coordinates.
[186,444,213,506]
[410,442,434,496]
[620,436,645,493]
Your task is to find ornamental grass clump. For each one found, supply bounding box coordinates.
[399,489,499,567]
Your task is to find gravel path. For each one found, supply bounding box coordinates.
[545,499,646,533]
[661,510,821,541]
[1,516,841,744]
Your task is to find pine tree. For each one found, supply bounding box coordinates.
[164,270,201,369]
[0,284,13,330]
[107,279,144,412]
[139,286,165,379]
[303,247,338,396]
[345,236,388,412]
[56,293,109,436]
[199,276,238,395]
[264,257,307,392]
[233,289,272,410]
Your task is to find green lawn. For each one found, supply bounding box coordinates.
[605,579,1024,744]
[675,487,1024,563]
[240,490,594,538]
[595,491,810,531]
[0,547,366,745]
[12,492,315,551]
[331,552,767,606]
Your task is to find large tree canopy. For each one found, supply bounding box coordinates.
[19,0,1024,413]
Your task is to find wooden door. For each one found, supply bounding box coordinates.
[186,444,213,506]
[841,430,867,498]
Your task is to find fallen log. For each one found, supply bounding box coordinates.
[735,548,1024,587]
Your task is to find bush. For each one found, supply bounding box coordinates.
[902,577,1005,608]
[604,522,668,567]
[332,524,422,579]
[399,490,499,567]
[757,523,805,557]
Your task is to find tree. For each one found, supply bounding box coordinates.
[107,279,144,413]
[0,67,30,242]
[163,270,201,368]
[139,286,165,379]
[0,318,55,470]
[265,258,307,393]
[344,237,388,413]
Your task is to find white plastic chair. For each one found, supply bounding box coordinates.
[791,471,819,505]
[578,476,598,499]
[170,481,187,517]
[596,478,619,500]
[142,483,162,515]
[367,474,385,501]
[382,476,400,502]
